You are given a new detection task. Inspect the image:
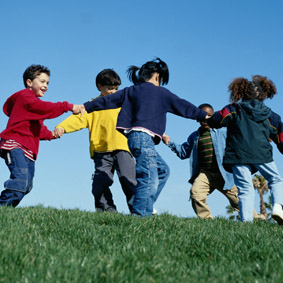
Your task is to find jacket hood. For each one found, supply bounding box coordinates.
[239,100,271,122]
[3,92,20,117]
[3,89,34,117]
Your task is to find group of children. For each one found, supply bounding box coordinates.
[0,59,283,225]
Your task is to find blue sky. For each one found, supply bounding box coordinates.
[1,0,283,217]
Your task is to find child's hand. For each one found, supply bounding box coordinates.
[72,104,85,116]
[53,127,65,138]
[162,133,170,145]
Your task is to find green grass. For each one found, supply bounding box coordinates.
[0,206,282,282]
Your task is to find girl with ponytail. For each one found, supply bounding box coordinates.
[84,57,209,217]
[207,75,283,225]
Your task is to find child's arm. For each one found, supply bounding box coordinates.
[166,91,207,122]
[55,111,89,137]
[206,104,236,128]
[269,111,283,154]
[24,91,84,119]
[39,122,55,141]
[162,132,195,160]
[84,89,124,114]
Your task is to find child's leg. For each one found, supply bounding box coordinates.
[255,161,283,205]
[255,162,283,224]
[0,148,34,207]
[190,170,215,219]
[153,152,170,203]
[92,153,116,212]
[232,164,254,222]
[113,150,136,212]
[127,131,158,216]
[217,185,239,212]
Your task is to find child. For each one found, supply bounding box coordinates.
[54,69,136,213]
[83,58,209,217]
[0,64,84,207]
[207,75,283,224]
[162,103,239,219]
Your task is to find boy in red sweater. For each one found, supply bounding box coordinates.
[0,64,84,207]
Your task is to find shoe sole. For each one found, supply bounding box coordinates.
[272,214,283,225]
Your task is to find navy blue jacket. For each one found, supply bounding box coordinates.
[207,100,283,172]
[84,82,207,144]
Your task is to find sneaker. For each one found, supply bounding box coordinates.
[272,203,283,225]
[152,208,158,215]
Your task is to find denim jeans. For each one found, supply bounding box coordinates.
[0,148,35,207]
[232,162,283,222]
[127,131,170,216]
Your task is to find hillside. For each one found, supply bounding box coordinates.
[0,206,282,282]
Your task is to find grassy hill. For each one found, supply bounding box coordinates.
[0,206,282,282]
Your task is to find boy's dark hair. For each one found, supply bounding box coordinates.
[228,75,277,103]
[198,103,214,111]
[95,69,121,90]
[126,57,169,86]
[23,64,50,88]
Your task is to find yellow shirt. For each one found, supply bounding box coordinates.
[56,101,129,158]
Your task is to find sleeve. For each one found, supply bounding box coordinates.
[166,90,207,122]
[84,90,124,113]
[24,94,73,120]
[207,104,236,128]
[167,132,195,160]
[56,112,89,133]
[39,122,54,140]
[269,111,283,154]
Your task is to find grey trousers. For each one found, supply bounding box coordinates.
[92,150,136,212]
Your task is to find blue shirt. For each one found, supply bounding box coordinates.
[168,127,234,189]
[84,82,207,144]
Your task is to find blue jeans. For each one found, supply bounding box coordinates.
[127,131,170,216]
[232,162,283,222]
[0,148,35,207]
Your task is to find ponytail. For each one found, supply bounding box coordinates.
[252,75,277,100]
[127,65,140,85]
[228,77,250,102]
[126,57,169,85]
[228,75,277,102]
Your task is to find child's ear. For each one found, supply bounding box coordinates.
[155,73,160,83]
[26,79,33,88]
[97,83,102,91]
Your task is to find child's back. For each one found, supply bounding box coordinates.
[207,75,283,224]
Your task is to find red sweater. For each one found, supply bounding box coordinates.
[0,89,73,159]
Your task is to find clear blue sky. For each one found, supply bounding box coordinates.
[1,0,283,217]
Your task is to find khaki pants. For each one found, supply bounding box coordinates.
[190,169,239,219]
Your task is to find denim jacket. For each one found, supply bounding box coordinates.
[168,127,234,189]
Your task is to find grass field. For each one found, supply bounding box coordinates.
[0,206,282,282]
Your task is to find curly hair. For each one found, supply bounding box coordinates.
[23,64,50,88]
[228,75,277,103]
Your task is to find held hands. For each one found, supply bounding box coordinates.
[205,113,212,119]
[162,133,170,145]
[72,104,85,116]
[53,127,65,139]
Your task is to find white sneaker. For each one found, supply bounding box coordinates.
[272,203,283,225]
[152,208,158,215]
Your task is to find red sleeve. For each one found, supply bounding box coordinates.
[23,91,73,120]
[39,122,55,140]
